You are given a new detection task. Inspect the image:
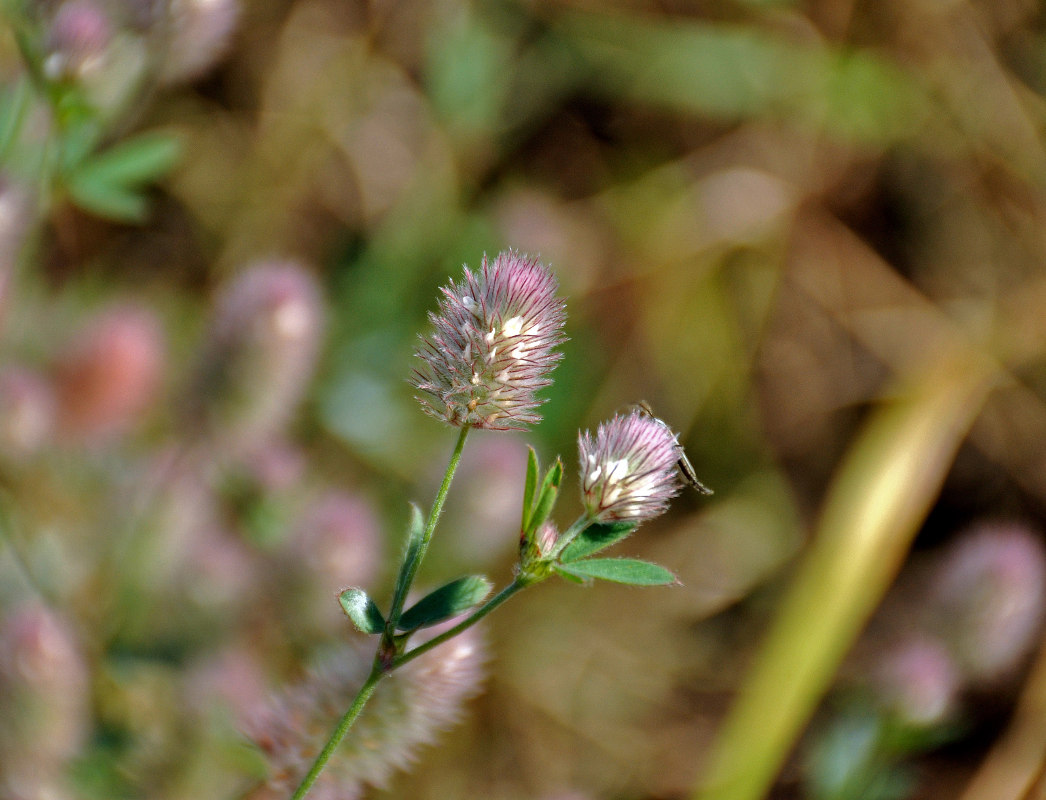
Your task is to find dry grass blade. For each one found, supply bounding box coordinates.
[692,349,998,800]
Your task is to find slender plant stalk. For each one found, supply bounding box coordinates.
[288,423,472,800]
[288,668,384,800]
[547,515,594,561]
[385,424,471,631]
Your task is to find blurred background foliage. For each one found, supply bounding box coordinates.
[2,0,1046,798]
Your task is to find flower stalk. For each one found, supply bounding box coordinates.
[382,423,471,652]
[288,669,384,800]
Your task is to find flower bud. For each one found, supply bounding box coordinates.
[53,304,164,443]
[924,522,1046,683]
[187,261,324,448]
[288,490,383,633]
[578,410,682,523]
[535,520,560,557]
[413,251,566,431]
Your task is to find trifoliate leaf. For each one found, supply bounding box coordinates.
[554,557,678,586]
[77,132,183,186]
[65,174,148,222]
[521,446,540,532]
[560,520,637,562]
[339,588,386,634]
[526,457,562,537]
[398,575,493,632]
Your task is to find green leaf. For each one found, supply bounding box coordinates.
[0,78,30,163]
[82,133,183,186]
[398,575,493,632]
[554,568,586,585]
[526,457,562,536]
[521,446,539,532]
[392,502,426,602]
[560,520,637,562]
[58,115,104,174]
[558,11,928,144]
[406,501,425,551]
[65,173,148,222]
[339,588,386,634]
[554,558,678,586]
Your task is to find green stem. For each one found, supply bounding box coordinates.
[385,424,471,632]
[546,515,593,562]
[289,425,473,799]
[289,668,384,800]
[392,576,529,670]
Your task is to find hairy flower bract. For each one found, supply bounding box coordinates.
[578,410,682,523]
[413,251,566,430]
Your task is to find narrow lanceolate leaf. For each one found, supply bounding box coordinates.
[77,132,183,186]
[399,575,493,632]
[339,588,386,634]
[0,78,30,162]
[405,502,426,556]
[521,446,540,532]
[554,558,678,586]
[560,520,637,562]
[65,175,148,223]
[527,457,563,537]
[391,499,426,623]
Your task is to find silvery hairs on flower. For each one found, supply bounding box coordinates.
[412,251,566,431]
[579,410,683,524]
[245,627,485,798]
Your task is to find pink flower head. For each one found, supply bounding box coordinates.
[578,410,682,523]
[412,252,566,430]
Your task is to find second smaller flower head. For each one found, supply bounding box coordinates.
[579,410,682,524]
[413,252,566,430]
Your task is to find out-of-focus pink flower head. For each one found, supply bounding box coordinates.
[245,626,485,798]
[294,490,383,592]
[238,438,307,493]
[53,303,164,443]
[925,522,1046,683]
[412,251,566,431]
[578,410,682,524]
[44,0,113,80]
[870,635,959,727]
[185,644,268,729]
[189,261,324,447]
[0,603,89,794]
[0,367,56,455]
[158,0,241,85]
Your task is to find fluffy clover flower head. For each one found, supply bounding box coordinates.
[413,251,566,430]
[579,410,682,523]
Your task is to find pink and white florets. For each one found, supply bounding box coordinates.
[578,410,682,524]
[412,252,566,431]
